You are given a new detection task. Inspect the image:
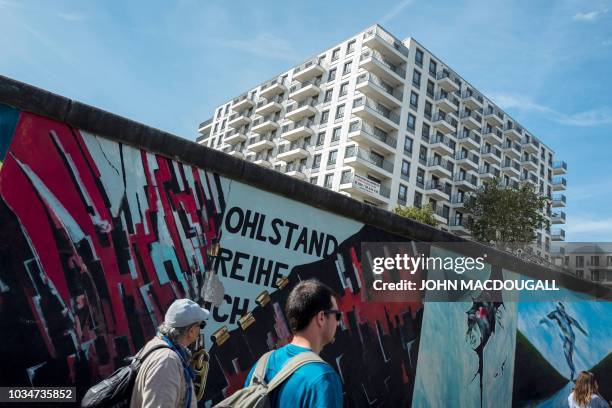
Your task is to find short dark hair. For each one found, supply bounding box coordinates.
[285,279,335,333]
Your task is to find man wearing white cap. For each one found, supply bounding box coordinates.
[130,299,210,408]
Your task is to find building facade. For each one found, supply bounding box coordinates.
[552,243,612,286]
[196,24,567,257]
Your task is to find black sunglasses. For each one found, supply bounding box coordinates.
[199,321,207,329]
[323,309,342,320]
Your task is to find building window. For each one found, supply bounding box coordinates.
[342,61,352,75]
[422,123,430,139]
[415,49,424,66]
[429,60,437,76]
[312,154,321,169]
[424,101,432,120]
[407,113,416,131]
[404,136,413,154]
[324,89,333,103]
[324,174,333,188]
[335,104,345,120]
[398,184,408,203]
[346,40,355,54]
[426,80,435,98]
[591,256,600,266]
[410,91,419,109]
[328,68,336,82]
[327,149,337,165]
[576,256,584,267]
[341,169,352,184]
[331,127,341,143]
[416,168,425,188]
[310,176,318,184]
[414,191,423,207]
[316,132,325,146]
[321,110,329,124]
[339,82,349,97]
[412,69,421,87]
[401,160,410,181]
[331,48,340,61]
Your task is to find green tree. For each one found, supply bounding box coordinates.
[464,178,549,251]
[393,204,438,227]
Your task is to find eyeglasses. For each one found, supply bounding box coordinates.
[323,310,342,320]
[199,321,207,329]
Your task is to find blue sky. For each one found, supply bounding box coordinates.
[1,0,611,241]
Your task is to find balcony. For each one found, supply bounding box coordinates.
[457,130,481,150]
[232,94,255,112]
[224,129,248,145]
[433,206,449,225]
[277,140,311,162]
[551,194,566,207]
[198,119,212,136]
[552,177,567,191]
[247,133,275,152]
[503,124,522,141]
[344,146,394,179]
[482,127,503,145]
[429,134,454,156]
[289,78,321,102]
[462,91,484,110]
[454,173,479,190]
[285,99,318,121]
[259,79,287,99]
[255,96,283,116]
[520,173,538,187]
[450,216,470,235]
[221,144,245,159]
[484,108,504,127]
[432,111,458,134]
[522,137,540,155]
[434,91,459,113]
[479,165,501,180]
[553,161,567,175]
[502,141,522,160]
[450,194,469,208]
[426,156,454,179]
[251,115,279,134]
[252,152,272,167]
[348,121,397,155]
[352,96,400,131]
[460,110,483,130]
[281,119,315,141]
[480,145,502,164]
[359,48,406,86]
[339,172,390,205]
[425,180,451,201]
[362,26,409,65]
[355,72,403,108]
[285,163,308,180]
[436,70,460,93]
[551,228,565,242]
[293,59,325,83]
[228,113,251,129]
[454,151,479,171]
[520,156,539,172]
[551,211,566,224]
[501,160,521,178]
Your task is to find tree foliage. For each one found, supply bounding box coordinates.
[393,204,438,227]
[464,178,550,251]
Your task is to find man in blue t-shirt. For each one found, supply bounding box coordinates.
[244,279,343,408]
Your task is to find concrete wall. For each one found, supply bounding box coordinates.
[0,75,610,407]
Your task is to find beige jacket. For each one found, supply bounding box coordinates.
[130,337,197,408]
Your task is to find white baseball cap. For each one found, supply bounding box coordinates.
[164,299,210,328]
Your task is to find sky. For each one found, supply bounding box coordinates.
[0,0,611,241]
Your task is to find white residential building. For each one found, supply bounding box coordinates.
[196,24,567,257]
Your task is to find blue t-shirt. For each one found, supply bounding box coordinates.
[244,344,343,408]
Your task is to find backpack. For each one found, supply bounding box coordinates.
[213,350,324,408]
[81,344,170,408]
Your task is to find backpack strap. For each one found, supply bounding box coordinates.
[266,352,324,392]
[249,351,274,386]
[133,344,171,366]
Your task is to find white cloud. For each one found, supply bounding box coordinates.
[488,93,612,127]
[221,33,297,61]
[379,0,413,24]
[58,12,87,22]
[565,216,612,235]
[573,9,608,21]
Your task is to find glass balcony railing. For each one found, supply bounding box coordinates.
[359,48,406,78]
[344,146,394,173]
[348,121,397,148]
[352,97,400,124]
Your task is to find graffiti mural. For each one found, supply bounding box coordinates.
[0,100,610,407]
